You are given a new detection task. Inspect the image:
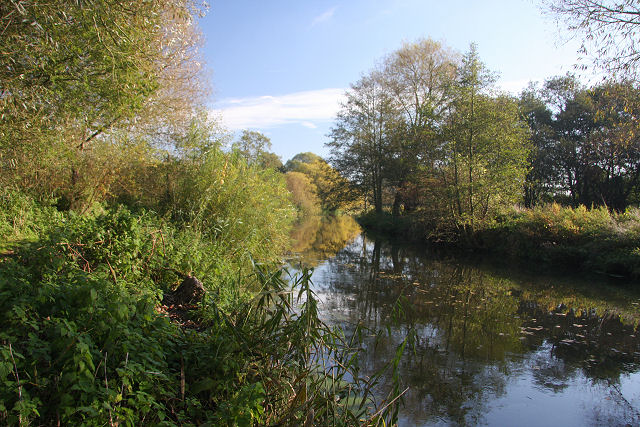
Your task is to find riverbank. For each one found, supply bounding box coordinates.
[358,204,640,280]
[0,190,401,425]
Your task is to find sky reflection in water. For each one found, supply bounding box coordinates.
[291,222,640,426]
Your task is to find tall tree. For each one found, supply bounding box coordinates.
[517,75,640,210]
[232,130,282,169]
[519,83,557,207]
[555,81,640,209]
[443,45,530,231]
[379,39,459,215]
[585,81,640,209]
[328,72,399,213]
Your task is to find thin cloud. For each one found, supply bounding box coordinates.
[301,121,318,129]
[212,88,345,130]
[311,6,337,27]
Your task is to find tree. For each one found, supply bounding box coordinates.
[258,152,284,170]
[379,38,459,216]
[328,42,530,230]
[232,130,282,169]
[285,152,358,213]
[283,152,324,172]
[443,45,530,231]
[328,72,399,213]
[285,171,321,218]
[516,74,640,210]
[0,0,208,208]
[555,80,640,209]
[519,83,557,207]
[545,0,640,77]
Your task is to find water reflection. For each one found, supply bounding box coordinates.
[289,215,361,266]
[300,232,640,426]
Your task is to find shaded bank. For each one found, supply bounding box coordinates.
[358,204,640,280]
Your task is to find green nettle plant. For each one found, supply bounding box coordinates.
[0,205,406,426]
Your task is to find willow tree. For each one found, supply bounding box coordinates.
[0,0,208,207]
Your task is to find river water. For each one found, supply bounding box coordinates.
[291,216,640,426]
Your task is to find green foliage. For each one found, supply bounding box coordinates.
[0,188,62,246]
[0,0,208,210]
[477,204,640,278]
[284,152,324,171]
[232,130,283,170]
[328,41,530,231]
[517,76,640,210]
[159,147,296,270]
[0,0,407,424]
[440,45,531,232]
[0,205,404,426]
[444,92,531,231]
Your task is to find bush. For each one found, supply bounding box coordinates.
[477,204,640,278]
[0,207,403,425]
[153,148,296,271]
[0,188,62,246]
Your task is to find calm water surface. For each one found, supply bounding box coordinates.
[292,218,640,426]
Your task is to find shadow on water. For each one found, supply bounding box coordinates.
[291,223,640,426]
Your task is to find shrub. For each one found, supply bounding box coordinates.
[0,207,404,425]
[0,188,62,245]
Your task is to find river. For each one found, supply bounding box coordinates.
[290,216,640,426]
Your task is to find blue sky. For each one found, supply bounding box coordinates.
[201,0,584,162]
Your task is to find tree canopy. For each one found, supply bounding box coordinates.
[545,0,640,77]
[0,0,208,207]
[328,40,531,233]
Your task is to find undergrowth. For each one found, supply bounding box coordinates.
[358,204,640,279]
[0,199,405,426]
[479,204,640,278]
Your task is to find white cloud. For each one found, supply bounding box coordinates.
[311,6,337,27]
[301,121,318,129]
[212,88,345,130]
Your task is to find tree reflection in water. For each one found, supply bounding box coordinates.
[293,230,640,426]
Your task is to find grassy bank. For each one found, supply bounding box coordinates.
[358,204,640,280]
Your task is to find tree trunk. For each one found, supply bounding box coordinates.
[392,191,402,217]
